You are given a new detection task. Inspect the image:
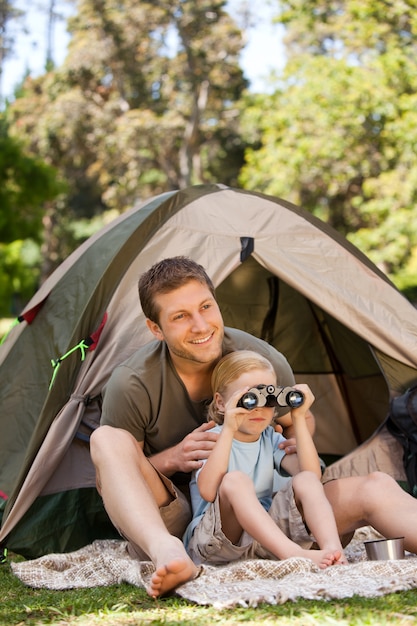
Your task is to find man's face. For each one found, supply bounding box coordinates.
[147,280,224,367]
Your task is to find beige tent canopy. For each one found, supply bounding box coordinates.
[1,184,417,558]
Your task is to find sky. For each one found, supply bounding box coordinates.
[1,0,286,100]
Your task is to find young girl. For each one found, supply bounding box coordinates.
[183,350,347,569]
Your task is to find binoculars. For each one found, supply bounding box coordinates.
[237,384,305,410]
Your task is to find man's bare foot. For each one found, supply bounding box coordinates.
[146,557,199,598]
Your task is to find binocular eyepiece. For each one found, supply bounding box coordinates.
[237,384,304,411]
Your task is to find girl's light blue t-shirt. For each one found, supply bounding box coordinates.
[183,424,289,549]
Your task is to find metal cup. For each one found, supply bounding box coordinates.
[364,537,405,561]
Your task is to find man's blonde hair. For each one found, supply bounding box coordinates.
[208,350,276,424]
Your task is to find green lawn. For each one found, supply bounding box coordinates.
[2,553,417,625]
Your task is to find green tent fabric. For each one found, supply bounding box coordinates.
[1,184,417,558]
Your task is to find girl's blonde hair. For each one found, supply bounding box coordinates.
[208,350,276,424]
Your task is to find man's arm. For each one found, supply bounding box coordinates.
[149,421,219,476]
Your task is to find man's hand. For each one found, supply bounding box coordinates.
[273,421,297,455]
[150,421,218,475]
[278,436,297,455]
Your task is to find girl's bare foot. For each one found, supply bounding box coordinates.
[301,548,346,569]
[146,558,198,598]
[331,549,348,565]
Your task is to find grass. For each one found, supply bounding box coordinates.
[2,554,417,625]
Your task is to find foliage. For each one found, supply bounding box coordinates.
[391,248,417,304]
[4,0,417,300]
[5,0,247,281]
[239,0,417,285]
[0,0,23,99]
[0,115,64,316]
[0,121,63,242]
[0,239,41,317]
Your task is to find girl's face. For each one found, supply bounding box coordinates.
[217,367,277,441]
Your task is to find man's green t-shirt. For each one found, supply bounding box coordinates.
[100,327,295,462]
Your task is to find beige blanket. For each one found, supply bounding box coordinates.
[11,527,417,608]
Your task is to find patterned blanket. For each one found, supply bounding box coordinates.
[11,527,417,608]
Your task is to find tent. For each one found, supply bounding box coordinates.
[1,183,417,559]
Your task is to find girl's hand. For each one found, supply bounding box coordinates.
[290,384,315,419]
[222,387,252,433]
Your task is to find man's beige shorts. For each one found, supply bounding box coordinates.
[187,480,314,565]
[121,471,192,561]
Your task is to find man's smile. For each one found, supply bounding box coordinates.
[189,332,215,345]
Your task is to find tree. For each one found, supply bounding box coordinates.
[6,1,247,275]
[0,126,62,242]
[239,0,417,286]
[0,0,23,103]
[76,0,247,203]
[5,0,248,282]
[0,116,64,315]
[0,1,74,315]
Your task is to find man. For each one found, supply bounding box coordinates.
[90,256,417,598]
